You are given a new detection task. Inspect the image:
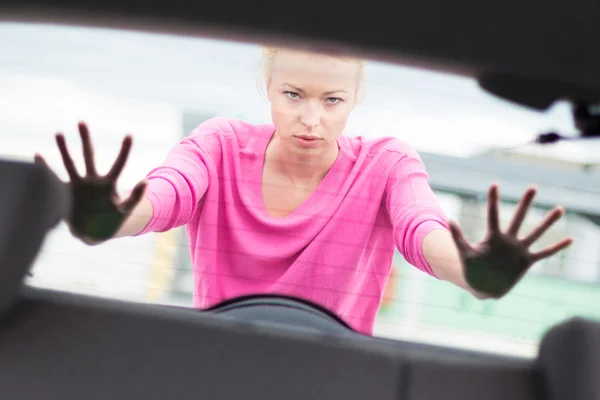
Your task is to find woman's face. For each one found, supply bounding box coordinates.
[266,49,362,155]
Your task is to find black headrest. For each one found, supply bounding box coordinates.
[537,317,600,400]
[0,159,70,318]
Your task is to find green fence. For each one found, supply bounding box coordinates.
[380,256,600,344]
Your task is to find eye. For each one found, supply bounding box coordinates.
[326,97,342,104]
[285,91,300,100]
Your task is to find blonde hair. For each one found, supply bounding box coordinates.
[260,46,366,102]
[261,46,365,74]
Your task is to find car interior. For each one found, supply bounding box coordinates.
[0,0,599,399]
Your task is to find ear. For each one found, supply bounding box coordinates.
[353,67,365,106]
[265,76,273,101]
[354,78,365,106]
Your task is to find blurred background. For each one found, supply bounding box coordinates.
[2,21,600,358]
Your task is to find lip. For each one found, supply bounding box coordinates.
[294,135,322,148]
[295,135,321,140]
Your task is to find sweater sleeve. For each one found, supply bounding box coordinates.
[384,143,449,277]
[137,123,221,235]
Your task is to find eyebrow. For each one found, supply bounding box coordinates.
[282,83,348,95]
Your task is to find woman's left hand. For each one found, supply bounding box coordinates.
[449,184,573,299]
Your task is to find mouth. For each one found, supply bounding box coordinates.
[293,135,322,148]
[294,135,321,141]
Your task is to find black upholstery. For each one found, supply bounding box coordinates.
[0,288,403,400]
[406,354,541,400]
[0,287,540,400]
[0,161,68,318]
[537,317,600,400]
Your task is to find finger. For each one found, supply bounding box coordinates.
[106,135,133,180]
[522,206,565,246]
[79,122,97,176]
[120,180,147,214]
[55,133,80,181]
[487,183,500,233]
[507,186,537,236]
[530,237,573,262]
[449,220,472,255]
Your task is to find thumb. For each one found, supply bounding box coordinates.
[448,220,472,255]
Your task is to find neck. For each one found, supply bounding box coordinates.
[267,133,339,184]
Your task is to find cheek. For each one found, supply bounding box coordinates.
[321,105,354,139]
[271,100,295,120]
[324,104,353,125]
[270,95,298,116]
[270,101,298,135]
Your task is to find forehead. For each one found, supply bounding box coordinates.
[270,50,360,90]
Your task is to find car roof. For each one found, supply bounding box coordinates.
[1,0,599,109]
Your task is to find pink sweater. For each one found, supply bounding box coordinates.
[139,117,449,335]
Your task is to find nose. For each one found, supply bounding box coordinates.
[300,101,322,128]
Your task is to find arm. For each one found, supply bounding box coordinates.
[386,147,571,299]
[422,229,486,297]
[384,144,479,295]
[120,118,232,238]
[125,134,214,237]
[114,139,208,238]
[81,134,212,242]
[114,195,154,237]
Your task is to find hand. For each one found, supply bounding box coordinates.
[35,122,147,244]
[449,184,573,299]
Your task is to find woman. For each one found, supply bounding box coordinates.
[36,47,572,335]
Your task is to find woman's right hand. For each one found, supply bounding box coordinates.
[35,122,147,245]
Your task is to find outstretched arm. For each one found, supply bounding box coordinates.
[114,195,154,238]
[427,184,572,299]
[384,146,452,278]
[421,229,473,291]
[385,144,572,299]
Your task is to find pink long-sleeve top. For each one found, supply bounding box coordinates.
[139,117,449,334]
